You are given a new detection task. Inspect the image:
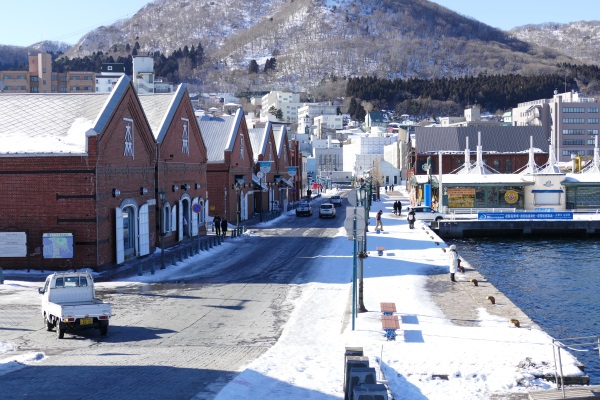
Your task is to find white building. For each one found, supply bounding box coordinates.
[343,135,397,178]
[297,103,339,134]
[132,56,155,94]
[439,105,500,127]
[261,91,301,123]
[313,137,343,185]
[95,63,125,93]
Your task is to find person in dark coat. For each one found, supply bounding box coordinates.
[375,210,384,231]
[397,200,402,215]
[213,215,221,236]
[407,208,416,229]
[221,218,228,238]
[392,201,398,215]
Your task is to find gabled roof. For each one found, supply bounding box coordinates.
[248,128,265,162]
[0,75,131,155]
[248,120,272,162]
[273,124,287,157]
[197,108,243,162]
[139,84,187,143]
[415,126,547,154]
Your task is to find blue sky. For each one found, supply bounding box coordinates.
[1,0,599,47]
[429,0,599,31]
[1,0,150,47]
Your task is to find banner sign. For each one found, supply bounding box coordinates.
[259,161,272,174]
[0,232,27,257]
[478,212,573,220]
[287,166,297,177]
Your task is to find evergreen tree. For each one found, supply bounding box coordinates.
[248,59,259,74]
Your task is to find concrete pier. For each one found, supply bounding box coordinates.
[434,219,600,239]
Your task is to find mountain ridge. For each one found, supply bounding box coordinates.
[1,0,599,95]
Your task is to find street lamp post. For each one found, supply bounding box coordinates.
[158,189,166,271]
[357,184,368,313]
[223,187,228,222]
[234,182,241,233]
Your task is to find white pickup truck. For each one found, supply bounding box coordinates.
[38,272,112,339]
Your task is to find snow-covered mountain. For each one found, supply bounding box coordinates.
[510,21,600,64]
[2,0,596,93]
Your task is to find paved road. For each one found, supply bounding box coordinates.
[0,201,347,400]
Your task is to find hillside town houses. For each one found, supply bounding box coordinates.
[2,52,600,271]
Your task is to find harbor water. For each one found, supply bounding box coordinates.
[451,238,600,383]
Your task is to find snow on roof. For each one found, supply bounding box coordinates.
[0,93,110,154]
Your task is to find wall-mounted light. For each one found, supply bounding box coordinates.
[112,188,121,198]
[195,183,201,190]
[182,184,190,191]
[140,187,149,195]
[172,185,179,192]
[158,189,166,203]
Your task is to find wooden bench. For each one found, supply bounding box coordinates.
[376,246,384,256]
[381,315,400,341]
[380,302,396,315]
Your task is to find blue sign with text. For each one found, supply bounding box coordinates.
[478,212,573,220]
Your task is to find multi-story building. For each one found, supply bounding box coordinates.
[512,90,600,162]
[0,53,95,93]
[297,103,339,134]
[260,91,301,123]
[96,63,126,93]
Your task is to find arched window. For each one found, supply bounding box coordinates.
[505,159,513,173]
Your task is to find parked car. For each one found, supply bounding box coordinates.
[408,206,444,222]
[330,195,342,206]
[296,201,313,216]
[319,203,337,218]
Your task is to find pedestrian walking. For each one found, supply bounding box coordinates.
[375,210,384,231]
[448,244,459,282]
[392,201,398,215]
[397,200,402,215]
[213,215,221,236]
[221,218,228,239]
[407,208,416,229]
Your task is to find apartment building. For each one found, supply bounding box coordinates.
[512,90,600,162]
[297,103,339,134]
[261,91,301,123]
[0,53,95,93]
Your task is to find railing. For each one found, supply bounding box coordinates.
[445,208,516,219]
[552,335,599,396]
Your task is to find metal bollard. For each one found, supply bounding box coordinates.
[138,261,143,276]
[0,267,4,284]
[150,259,155,275]
[172,254,177,266]
[209,238,213,249]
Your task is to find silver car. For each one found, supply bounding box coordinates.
[330,195,342,206]
[408,206,444,222]
[319,203,337,218]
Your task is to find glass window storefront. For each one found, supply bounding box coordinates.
[566,186,600,209]
[448,186,524,209]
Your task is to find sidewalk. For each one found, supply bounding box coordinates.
[214,189,583,400]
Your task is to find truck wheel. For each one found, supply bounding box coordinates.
[57,323,65,339]
[45,316,54,331]
[99,322,108,336]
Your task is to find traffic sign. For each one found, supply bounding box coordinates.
[348,189,357,206]
[344,215,366,239]
[192,203,202,213]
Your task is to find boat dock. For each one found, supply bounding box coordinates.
[528,385,600,399]
[433,219,600,238]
